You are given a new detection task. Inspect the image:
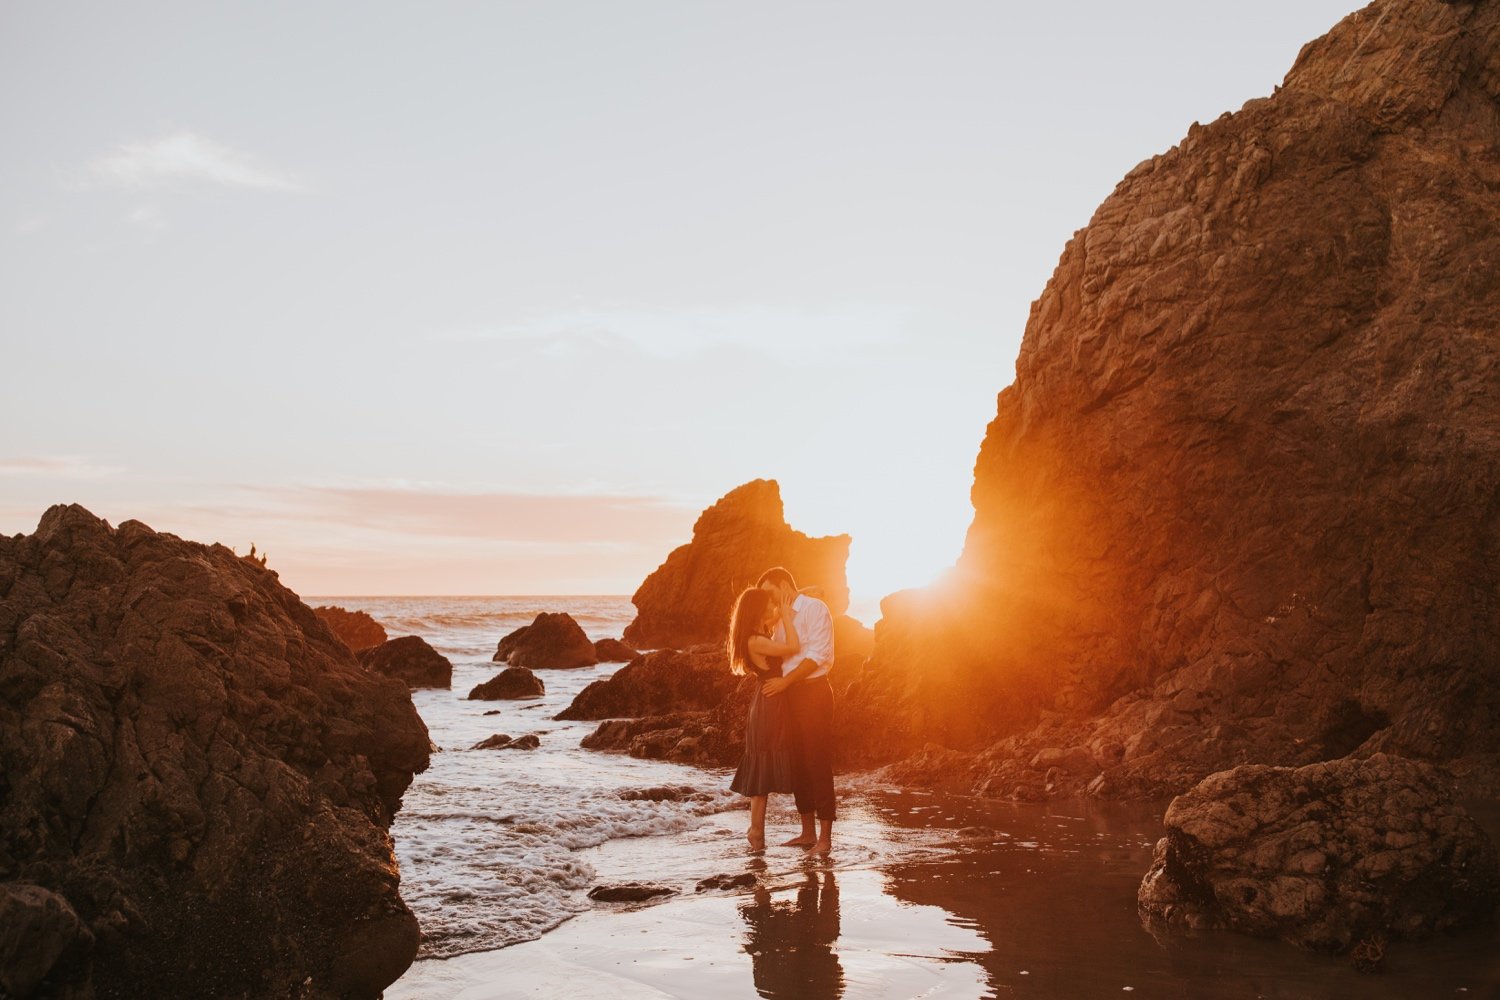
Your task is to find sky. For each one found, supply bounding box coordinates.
[1,0,1358,616]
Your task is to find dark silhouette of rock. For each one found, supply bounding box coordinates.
[697,873,758,893]
[472,733,540,751]
[556,647,737,721]
[0,884,91,998]
[594,637,637,662]
[587,883,678,903]
[848,0,1500,798]
[622,480,851,650]
[1138,755,1500,952]
[0,505,430,999]
[468,666,546,700]
[359,635,453,689]
[313,605,388,653]
[492,612,597,669]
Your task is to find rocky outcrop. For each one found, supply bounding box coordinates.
[468,666,545,700]
[1138,755,1500,952]
[556,647,737,721]
[472,733,540,751]
[849,0,1500,797]
[594,637,636,662]
[359,635,453,689]
[313,605,387,653]
[493,612,597,669]
[0,505,431,999]
[622,480,851,650]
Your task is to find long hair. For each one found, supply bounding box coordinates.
[727,586,774,677]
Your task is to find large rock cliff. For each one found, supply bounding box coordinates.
[0,505,431,998]
[850,0,1500,797]
[623,480,851,649]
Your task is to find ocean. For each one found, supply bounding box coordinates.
[311,596,745,957]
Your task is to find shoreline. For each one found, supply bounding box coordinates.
[387,791,1500,999]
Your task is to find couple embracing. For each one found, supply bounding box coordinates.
[726,567,836,853]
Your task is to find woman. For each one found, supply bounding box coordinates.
[726,586,801,850]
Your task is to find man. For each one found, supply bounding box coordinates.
[757,566,836,852]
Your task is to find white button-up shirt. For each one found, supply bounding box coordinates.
[776,593,835,679]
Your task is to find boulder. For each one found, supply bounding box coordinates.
[313,605,388,653]
[359,635,453,689]
[468,666,545,700]
[473,733,540,751]
[587,883,678,903]
[492,612,597,669]
[594,637,637,662]
[0,884,91,999]
[1138,755,1500,951]
[0,505,430,999]
[555,647,737,721]
[622,480,851,650]
[846,0,1500,795]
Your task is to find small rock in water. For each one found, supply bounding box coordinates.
[587,883,678,903]
[696,872,758,893]
[473,734,513,750]
[617,785,699,803]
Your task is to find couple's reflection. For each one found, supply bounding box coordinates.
[739,864,844,999]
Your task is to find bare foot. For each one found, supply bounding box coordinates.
[811,838,832,855]
[782,836,816,847]
[747,830,766,851]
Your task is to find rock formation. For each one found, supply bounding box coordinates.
[594,637,637,662]
[468,665,545,700]
[313,605,387,653]
[359,635,453,689]
[849,0,1500,798]
[1138,755,1500,952]
[622,480,851,650]
[472,733,540,751]
[492,612,597,669]
[0,505,431,999]
[557,647,737,721]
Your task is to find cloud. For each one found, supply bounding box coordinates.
[0,455,125,479]
[228,484,696,545]
[88,131,305,192]
[124,205,165,229]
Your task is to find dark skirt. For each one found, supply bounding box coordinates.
[730,679,796,796]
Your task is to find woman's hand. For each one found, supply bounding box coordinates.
[762,676,791,698]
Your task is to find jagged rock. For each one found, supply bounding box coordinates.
[556,647,737,721]
[472,733,540,751]
[832,615,874,675]
[622,480,851,649]
[593,637,637,662]
[0,884,91,999]
[358,635,453,689]
[468,666,545,700]
[313,605,387,653]
[1030,747,1098,776]
[0,505,430,999]
[848,0,1500,796]
[696,873,758,893]
[587,883,678,903]
[1138,755,1500,951]
[492,613,597,669]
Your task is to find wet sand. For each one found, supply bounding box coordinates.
[388,789,1500,999]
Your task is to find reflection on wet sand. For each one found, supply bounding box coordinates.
[740,868,844,999]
